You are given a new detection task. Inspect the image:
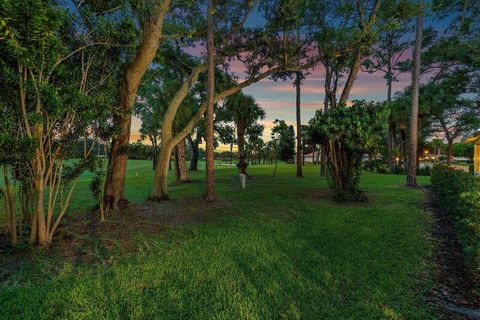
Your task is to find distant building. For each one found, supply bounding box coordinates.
[463,131,480,174]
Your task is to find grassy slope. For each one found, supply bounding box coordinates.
[0,161,434,319]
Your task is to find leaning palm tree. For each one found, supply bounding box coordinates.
[223,93,265,176]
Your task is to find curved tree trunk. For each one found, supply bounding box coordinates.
[338,50,362,106]
[103,0,171,210]
[151,142,174,201]
[406,1,423,187]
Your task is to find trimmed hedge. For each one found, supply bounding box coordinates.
[431,164,480,272]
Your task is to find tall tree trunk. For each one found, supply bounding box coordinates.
[187,134,199,171]
[237,122,246,174]
[338,50,362,106]
[399,122,407,170]
[406,1,423,187]
[295,72,303,177]
[151,136,157,170]
[205,0,215,202]
[103,1,170,210]
[323,64,331,110]
[386,70,396,173]
[177,139,189,182]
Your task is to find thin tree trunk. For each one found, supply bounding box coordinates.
[237,122,246,174]
[230,143,233,165]
[387,71,396,173]
[103,1,170,210]
[205,0,215,202]
[406,1,423,187]
[3,164,17,246]
[272,160,278,177]
[174,147,180,179]
[177,139,189,182]
[187,135,199,171]
[323,64,331,110]
[295,72,303,177]
[400,123,407,169]
[187,134,199,171]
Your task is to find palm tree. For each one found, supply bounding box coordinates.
[223,93,265,176]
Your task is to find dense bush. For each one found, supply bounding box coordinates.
[431,164,480,272]
[309,101,389,201]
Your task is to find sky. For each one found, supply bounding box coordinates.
[130,5,452,150]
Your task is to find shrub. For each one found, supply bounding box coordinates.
[459,191,480,271]
[431,164,480,272]
[417,165,431,176]
[377,166,389,174]
[309,101,389,201]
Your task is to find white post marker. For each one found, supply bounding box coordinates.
[239,173,246,189]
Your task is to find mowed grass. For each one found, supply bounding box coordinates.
[0,161,435,319]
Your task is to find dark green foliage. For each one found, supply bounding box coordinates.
[271,119,295,162]
[431,164,477,215]
[89,160,105,200]
[453,143,474,159]
[417,165,431,176]
[62,156,99,185]
[431,164,480,271]
[309,101,389,201]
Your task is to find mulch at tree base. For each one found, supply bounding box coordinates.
[0,197,239,283]
[423,186,480,320]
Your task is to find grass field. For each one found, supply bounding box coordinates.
[0,161,435,319]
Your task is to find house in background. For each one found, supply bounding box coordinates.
[464,131,480,175]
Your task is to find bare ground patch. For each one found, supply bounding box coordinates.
[0,197,240,283]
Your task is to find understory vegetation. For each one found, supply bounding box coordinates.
[0,162,434,319]
[431,165,480,272]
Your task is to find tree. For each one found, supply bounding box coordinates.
[104,0,171,210]
[309,101,389,201]
[406,1,424,187]
[294,72,304,177]
[149,0,321,200]
[425,70,480,164]
[362,23,412,172]
[205,0,216,202]
[0,0,121,245]
[271,120,295,162]
[221,93,265,176]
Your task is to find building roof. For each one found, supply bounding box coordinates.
[463,131,480,144]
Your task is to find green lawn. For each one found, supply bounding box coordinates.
[0,161,435,319]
